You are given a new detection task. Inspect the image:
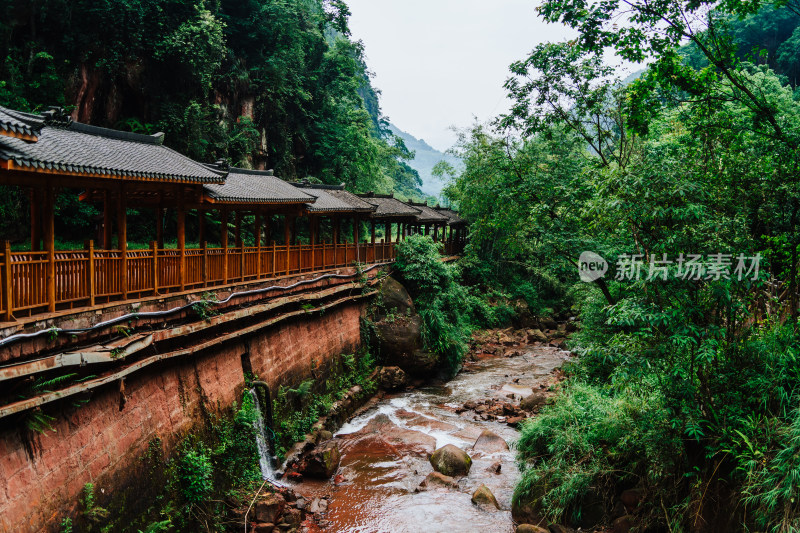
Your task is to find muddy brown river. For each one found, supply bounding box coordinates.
[288,344,570,533]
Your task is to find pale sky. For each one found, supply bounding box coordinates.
[346,0,577,152]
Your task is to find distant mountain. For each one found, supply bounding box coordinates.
[389,123,462,198]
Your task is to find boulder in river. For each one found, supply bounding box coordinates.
[377,365,408,391]
[429,444,472,477]
[298,440,340,478]
[520,392,548,412]
[473,429,509,453]
[471,484,500,510]
[417,471,458,491]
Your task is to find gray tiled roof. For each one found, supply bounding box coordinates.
[358,193,422,218]
[203,167,316,204]
[0,109,225,183]
[407,201,449,223]
[0,107,43,139]
[295,183,376,213]
[435,207,467,226]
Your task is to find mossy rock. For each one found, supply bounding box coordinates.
[429,444,472,477]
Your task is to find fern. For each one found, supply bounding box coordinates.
[289,379,314,398]
[33,373,78,393]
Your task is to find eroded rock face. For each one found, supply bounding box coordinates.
[471,484,500,510]
[429,444,472,477]
[299,440,341,479]
[473,430,509,453]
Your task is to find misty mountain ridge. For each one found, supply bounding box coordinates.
[389,123,462,199]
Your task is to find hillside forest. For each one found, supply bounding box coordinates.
[440,1,800,531]
[0,0,430,245]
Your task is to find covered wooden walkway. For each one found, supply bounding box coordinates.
[0,106,467,322]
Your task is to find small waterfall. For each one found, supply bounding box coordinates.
[249,388,276,481]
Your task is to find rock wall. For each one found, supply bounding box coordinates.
[0,301,366,533]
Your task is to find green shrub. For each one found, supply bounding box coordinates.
[515,382,681,526]
[177,447,213,504]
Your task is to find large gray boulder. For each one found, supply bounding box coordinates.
[379,276,416,316]
[429,444,472,477]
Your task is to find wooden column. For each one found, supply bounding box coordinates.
[151,240,159,295]
[155,207,164,250]
[397,222,402,242]
[284,215,292,274]
[3,240,13,321]
[291,216,298,245]
[371,220,376,245]
[177,188,186,291]
[103,189,113,250]
[118,184,127,300]
[234,211,242,247]
[87,240,96,306]
[255,211,262,278]
[30,189,41,251]
[198,210,206,247]
[433,224,439,242]
[48,217,58,307]
[310,215,317,271]
[264,215,272,275]
[333,217,340,244]
[385,222,391,244]
[44,185,56,311]
[221,208,229,284]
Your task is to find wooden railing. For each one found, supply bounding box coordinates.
[0,240,397,321]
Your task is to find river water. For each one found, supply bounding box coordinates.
[288,343,571,533]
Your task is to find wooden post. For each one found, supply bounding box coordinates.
[151,241,159,295]
[255,211,262,278]
[45,185,56,312]
[103,189,113,250]
[30,189,40,251]
[285,215,292,274]
[177,189,186,291]
[371,220,376,245]
[221,208,229,284]
[3,241,13,321]
[353,217,359,263]
[265,216,272,275]
[385,222,391,244]
[201,239,208,287]
[198,210,205,247]
[87,240,96,306]
[310,215,316,271]
[155,207,164,250]
[117,184,127,299]
[397,222,402,242]
[272,240,277,277]
[234,211,242,248]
